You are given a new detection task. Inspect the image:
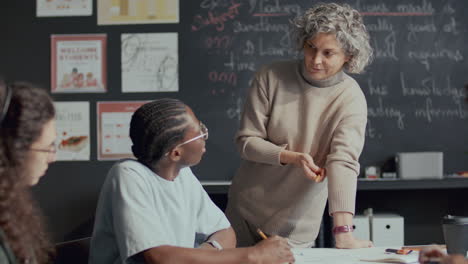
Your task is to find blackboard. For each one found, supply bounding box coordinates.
[183,0,468,180]
[1,0,467,242]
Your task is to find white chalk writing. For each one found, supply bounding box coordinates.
[415,98,468,122]
[365,119,380,139]
[408,48,463,71]
[396,0,434,14]
[401,73,466,102]
[354,0,390,13]
[367,79,389,96]
[407,20,437,42]
[366,18,394,33]
[226,96,243,120]
[368,97,406,130]
[373,32,398,60]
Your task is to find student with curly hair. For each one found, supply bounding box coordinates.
[226,2,374,249]
[0,80,57,263]
[89,98,294,264]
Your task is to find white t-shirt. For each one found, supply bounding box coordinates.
[89,159,231,264]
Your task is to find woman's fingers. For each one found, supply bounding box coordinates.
[297,153,325,182]
[301,161,318,180]
[314,168,327,182]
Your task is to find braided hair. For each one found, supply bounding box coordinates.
[130,98,189,167]
[0,82,55,263]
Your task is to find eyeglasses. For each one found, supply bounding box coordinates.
[175,121,208,148]
[30,145,57,155]
[165,121,208,156]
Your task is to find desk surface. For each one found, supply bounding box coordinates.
[201,177,468,194]
[292,247,419,264]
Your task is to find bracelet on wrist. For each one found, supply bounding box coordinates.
[332,225,354,235]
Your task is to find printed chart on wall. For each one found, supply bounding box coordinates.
[97,0,179,25]
[36,0,92,17]
[97,101,149,160]
[122,32,178,92]
[51,34,107,93]
[54,102,90,161]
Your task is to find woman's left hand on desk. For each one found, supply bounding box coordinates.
[334,232,373,249]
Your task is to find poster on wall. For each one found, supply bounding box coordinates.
[51,34,107,93]
[97,101,149,160]
[122,33,178,93]
[97,0,179,25]
[54,102,90,161]
[37,0,92,17]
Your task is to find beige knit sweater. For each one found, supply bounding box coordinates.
[228,59,367,243]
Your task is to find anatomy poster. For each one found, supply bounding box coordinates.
[54,102,90,161]
[121,33,178,92]
[97,101,148,160]
[98,0,179,25]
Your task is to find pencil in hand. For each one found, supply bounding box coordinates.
[257,228,292,264]
[257,228,268,240]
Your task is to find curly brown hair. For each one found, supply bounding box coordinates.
[0,81,55,263]
[291,2,373,73]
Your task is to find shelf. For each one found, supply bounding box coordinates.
[201,178,468,194]
[357,177,468,190]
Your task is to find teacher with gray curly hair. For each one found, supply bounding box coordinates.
[226,2,374,249]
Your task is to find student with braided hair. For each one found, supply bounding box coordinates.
[89,98,294,264]
[0,80,56,264]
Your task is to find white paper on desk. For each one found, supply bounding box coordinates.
[292,247,418,264]
[360,254,419,264]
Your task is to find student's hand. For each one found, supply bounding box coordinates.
[334,232,373,249]
[419,246,446,264]
[419,246,467,264]
[250,235,295,264]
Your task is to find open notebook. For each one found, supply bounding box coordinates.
[293,247,419,264]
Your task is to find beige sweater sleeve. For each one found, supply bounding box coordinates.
[327,92,368,215]
[235,71,286,166]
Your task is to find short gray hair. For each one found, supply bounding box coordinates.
[291,3,373,73]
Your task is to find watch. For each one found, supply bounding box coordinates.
[206,240,223,250]
[332,225,354,235]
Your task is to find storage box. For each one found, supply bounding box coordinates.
[371,214,404,247]
[353,215,370,241]
[396,152,443,179]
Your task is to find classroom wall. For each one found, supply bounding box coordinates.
[1,0,467,243]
